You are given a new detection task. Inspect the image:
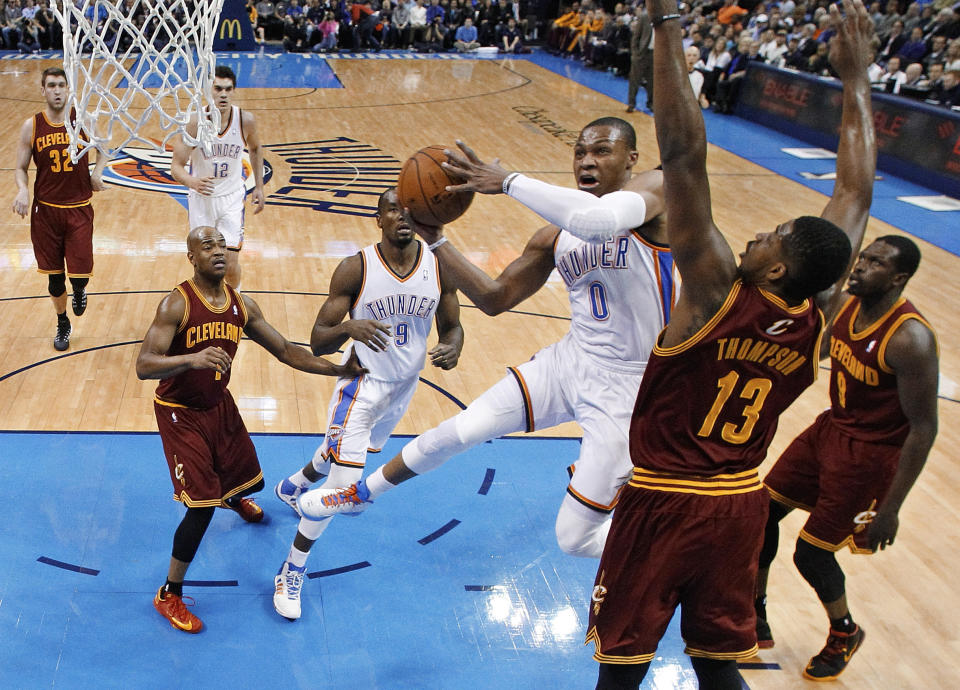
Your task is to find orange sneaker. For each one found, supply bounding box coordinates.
[227,497,264,523]
[153,587,203,633]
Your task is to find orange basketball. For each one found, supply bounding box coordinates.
[397,145,474,226]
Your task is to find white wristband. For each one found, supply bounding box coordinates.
[428,236,448,251]
[502,172,520,195]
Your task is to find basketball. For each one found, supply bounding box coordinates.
[397,145,474,226]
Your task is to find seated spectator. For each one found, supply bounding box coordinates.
[3,0,23,49]
[761,28,789,65]
[414,13,446,51]
[920,62,945,91]
[17,15,39,52]
[33,0,55,50]
[454,15,480,51]
[426,0,444,25]
[312,10,340,51]
[878,19,907,62]
[877,55,907,91]
[283,14,308,51]
[409,0,428,47]
[499,16,526,53]
[922,9,959,44]
[925,35,948,71]
[875,0,902,41]
[896,61,925,93]
[945,38,960,72]
[713,37,761,114]
[477,0,503,46]
[899,25,928,64]
[929,68,960,108]
[699,38,732,107]
[393,0,412,48]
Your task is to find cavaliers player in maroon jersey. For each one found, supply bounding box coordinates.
[583,1,878,688]
[756,235,938,680]
[136,225,364,634]
[12,67,108,351]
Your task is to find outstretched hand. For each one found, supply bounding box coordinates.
[442,140,510,195]
[828,0,875,81]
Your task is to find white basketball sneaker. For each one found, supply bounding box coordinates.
[274,479,305,516]
[273,561,306,620]
[297,480,373,520]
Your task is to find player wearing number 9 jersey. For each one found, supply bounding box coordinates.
[270,187,464,620]
[584,2,878,688]
[290,117,672,565]
[12,67,107,352]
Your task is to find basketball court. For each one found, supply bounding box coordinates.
[0,41,957,690]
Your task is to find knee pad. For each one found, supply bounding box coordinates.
[793,539,845,603]
[555,497,610,558]
[48,273,67,297]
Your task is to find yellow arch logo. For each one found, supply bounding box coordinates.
[220,18,242,40]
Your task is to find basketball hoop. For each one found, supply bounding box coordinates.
[53,0,226,162]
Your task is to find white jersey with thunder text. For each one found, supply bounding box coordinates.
[554,228,677,373]
[188,105,246,197]
[348,241,441,382]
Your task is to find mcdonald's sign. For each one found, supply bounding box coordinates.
[214,0,256,51]
[220,18,242,41]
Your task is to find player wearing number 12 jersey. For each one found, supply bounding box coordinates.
[12,67,107,351]
[584,2,877,688]
[171,65,265,288]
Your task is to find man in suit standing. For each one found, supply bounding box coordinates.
[626,6,653,113]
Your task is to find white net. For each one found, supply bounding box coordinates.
[53,0,226,162]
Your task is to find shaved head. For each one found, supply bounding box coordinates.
[187,226,223,250]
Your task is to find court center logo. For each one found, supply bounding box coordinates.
[101,140,273,204]
[103,137,401,219]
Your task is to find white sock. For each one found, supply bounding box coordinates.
[364,466,395,499]
[286,544,310,569]
[288,469,312,489]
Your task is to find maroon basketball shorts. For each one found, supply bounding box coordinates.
[30,201,94,276]
[764,410,900,554]
[586,482,768,663]
[154,392,262,507]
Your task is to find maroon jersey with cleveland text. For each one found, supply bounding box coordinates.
[827,295,935,445]
[31,110,92,206]
[155,280,247,410]
[629,281,823,477]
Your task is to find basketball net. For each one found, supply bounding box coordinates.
[53,0,225,162]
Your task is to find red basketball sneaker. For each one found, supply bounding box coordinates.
[227,497,263,523]
[153,588,203,634]
[803,625,865,680]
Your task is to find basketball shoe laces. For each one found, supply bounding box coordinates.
[821,629,853,661]
[164,592,197,620]
[321,484,365,508]
[281,565,304,598]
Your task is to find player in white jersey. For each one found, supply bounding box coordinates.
[296,118,672,561]
[170,66,265,288]
[272,187,463,620]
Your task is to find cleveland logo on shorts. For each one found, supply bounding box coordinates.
[592,571,608,615]
[852,499,878,533]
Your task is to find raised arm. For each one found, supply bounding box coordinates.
[413,220,558,316]
[310,254,392,356]
[136,290,233,380]
[441,141,664,241]
[646,0,738,304]
[242,109,266,214]
[12,117,33,217]
[243,293,365,377]
[867,319,939,551]
[814,0,877,321]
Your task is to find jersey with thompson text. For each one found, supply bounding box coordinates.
[827,295,935,444]
[155,280,248,409]
[188,105,246,197]
[630,281,823,476]
[32,110,92,206]
[348,241,441,381]
[554,229,676,373]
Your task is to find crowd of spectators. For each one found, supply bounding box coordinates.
[2,0,956,110]
[247,0,533,53]
[543,0,960,110]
